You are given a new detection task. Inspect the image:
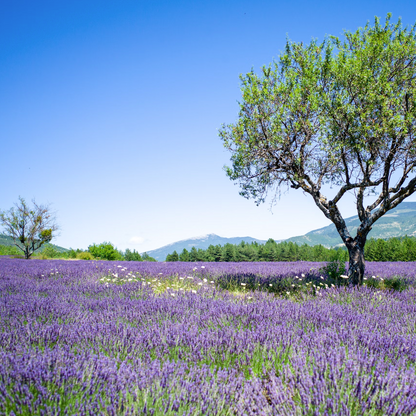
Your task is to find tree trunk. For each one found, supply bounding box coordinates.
[346,238,367,285]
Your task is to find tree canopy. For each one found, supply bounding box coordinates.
[219,14,416,285]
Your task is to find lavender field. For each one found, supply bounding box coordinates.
[1,258,416,415]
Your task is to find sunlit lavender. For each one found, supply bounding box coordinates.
[1,258,416,415]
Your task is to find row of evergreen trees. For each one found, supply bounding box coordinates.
[165,236,416,262]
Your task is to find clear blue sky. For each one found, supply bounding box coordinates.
[2,0,416,252]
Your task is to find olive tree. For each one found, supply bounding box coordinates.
[219,14,416,285]
[0,197,59,259]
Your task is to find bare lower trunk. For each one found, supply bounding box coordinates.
[346,239,366,285]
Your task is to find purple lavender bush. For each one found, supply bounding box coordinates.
[1,258,416,415]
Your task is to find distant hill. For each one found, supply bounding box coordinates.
[0,234,68,253]
[144,234,269,261]
[286,201,416,247]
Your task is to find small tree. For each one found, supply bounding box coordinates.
[220,14,416,285]
[0,197,59,259]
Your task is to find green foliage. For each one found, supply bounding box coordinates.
[179,248,190,262]
[88,242,123,261]
[76,252,94,260]
[141,252,157,262]
[166,250,179,262]
[0,244,21,256]
[364,276,408,292]
[165,239,349,262]
[365,236,416,261]
[67,248,82,259]
[164,236,416,263]
[38,244,61,259]
[219,14,416,205]
[124,249,142,261]
[383,277,408,292]
[319,260,347,285]
[221,244,236,262]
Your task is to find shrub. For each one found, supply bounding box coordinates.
[383,277,407,292]
[76,252,94,260]
[40,244,61,258]
[319,259,347,285]
[0,244,21,256]
[88,242,124,261]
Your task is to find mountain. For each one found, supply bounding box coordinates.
[286,201,416,247]
[0,234,68,253]
[147,202,416,260]
[144,234,268,261]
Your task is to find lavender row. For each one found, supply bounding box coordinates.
[1,259,416,415]
[3,258,416,281]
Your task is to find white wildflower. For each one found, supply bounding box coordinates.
[340,275,349,279]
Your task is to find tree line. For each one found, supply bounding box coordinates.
[165,236,416,263]
[2,236,416,263]
[0,241,157,262]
